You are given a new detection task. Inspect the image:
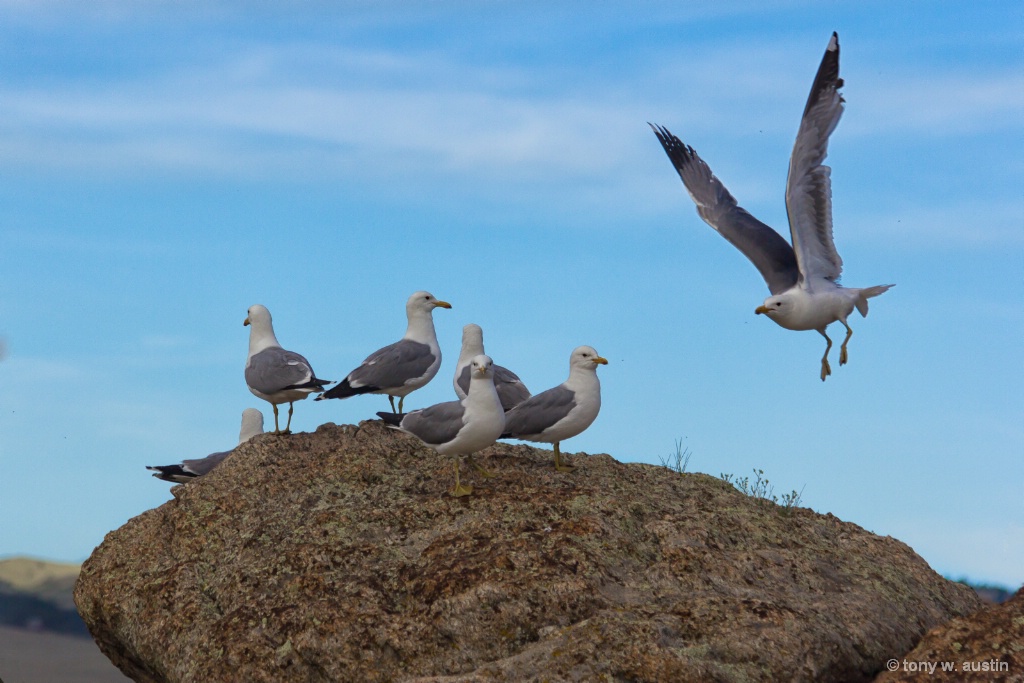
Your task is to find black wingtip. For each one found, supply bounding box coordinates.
[147,465,195,482]
[376,412,404,426]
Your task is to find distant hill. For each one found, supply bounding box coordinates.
[0,557,89,636]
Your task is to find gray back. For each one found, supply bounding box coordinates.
[351,339,433,390]
[246,347,315,394]
[503,385,575,438]
[401,400,465,446]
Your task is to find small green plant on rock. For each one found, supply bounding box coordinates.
[720,468,805,515]
[658,438,692,474]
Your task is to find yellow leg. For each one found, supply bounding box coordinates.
[398,396,405,413]
[388,395,397,412]
[553,442,575,473]
[818,329,833,382]
[451,459,473,497]
[839,321,853,366]
[282,402,294,434]
[467,454,496,479]
[271,404,282,433]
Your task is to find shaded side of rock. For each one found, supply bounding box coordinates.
[76,421,981,683]
[874,587,1022,682]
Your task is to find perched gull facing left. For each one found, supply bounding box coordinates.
[244,304,332,433]
[317,291,451,413]
[650,32,893,381]
[501,345,607,473]
[453,324,530,411]
[147,408,264,483]
[378,354,505,497]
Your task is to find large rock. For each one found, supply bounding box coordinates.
[874,588,1022,682]
[76,421,980,682]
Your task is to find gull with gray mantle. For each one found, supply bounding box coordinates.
[501,345,607,473]
[453,323,530,411]
[245,304,332,433]
[147,408,264,483]
[650,32,893,381]
[317,291,451,412]
[378,354,505,497]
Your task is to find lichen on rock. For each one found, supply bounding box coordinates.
[76,421,981,682]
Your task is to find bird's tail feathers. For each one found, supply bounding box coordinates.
[376,412,405,426]
[146,465,195,482]
[316,379,366,401]
[855,284,894,317]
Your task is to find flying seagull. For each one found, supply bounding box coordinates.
[650,32,893,381]
[501,345,607,472]
[147,408,264,483]
[379,354,505,497]
[317,291,451,413]
[453,324,530,411]
[244,304,332,433]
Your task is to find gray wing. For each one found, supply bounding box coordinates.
[400,400,466,446]
[493,365,530,411]
[650,124,799,296]
[245,348,321,394]
[180,450,231,477]
[785,32,845,287]
[349,339,435,390]
[147,449,230,482]
[503,385,576,438]
[455,364,471,397]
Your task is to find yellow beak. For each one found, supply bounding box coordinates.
[435,300,452,309]
[594,357,609,365]
[754,305,769,315]
[243,317,251,326]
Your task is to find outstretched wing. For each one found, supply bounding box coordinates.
[651,124,799,295]
[785,32,845,287]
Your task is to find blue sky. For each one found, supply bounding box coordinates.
[1,1,1021,587]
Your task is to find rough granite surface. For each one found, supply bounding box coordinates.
[76,420,981,683]
[874,588,1023,682]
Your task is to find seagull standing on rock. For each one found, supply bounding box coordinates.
[650,32,893,381]
[147,408,264,483]
[378,354,505,497]
[317,291,451,413]
[453,324,530,412]
[244,304,332,434]
[501,345,607,473]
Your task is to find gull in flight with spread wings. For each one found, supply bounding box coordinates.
[651,32,893,381]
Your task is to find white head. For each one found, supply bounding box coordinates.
[406,291,452,317]
[244,304,272,329]
[569,345,609,372]
[460,324,485,358]
[754,292,796,322]
[238,408,265,444]
[469,354,494,381]
[243,304,281,354]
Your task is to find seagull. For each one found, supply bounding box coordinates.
[501,345,607,473]
[317,291,451,412]
[378,354,505,497]
[244,304,332,433]
[453,324,530,411]
[650,32,893,381]
[147,408,264,483]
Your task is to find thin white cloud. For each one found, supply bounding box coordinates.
[846,200,1024,248]
[0,36,1019,226]
[850,72,1024,137]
